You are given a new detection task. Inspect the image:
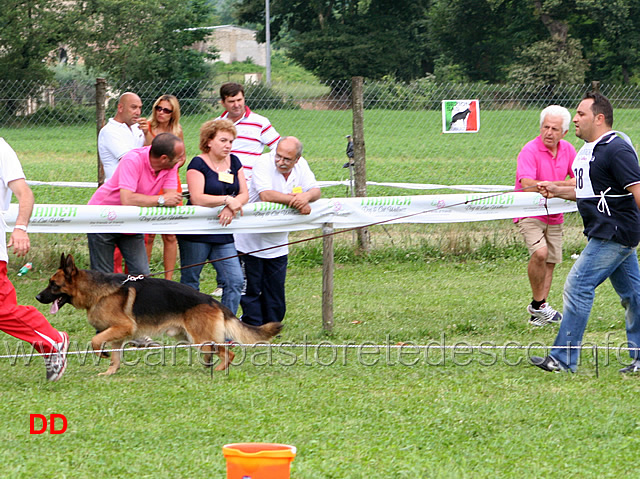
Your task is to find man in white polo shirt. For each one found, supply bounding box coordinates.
[98,92,146,181]
[234,136,321,326]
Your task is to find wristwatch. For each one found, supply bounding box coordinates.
[157,195,165,206]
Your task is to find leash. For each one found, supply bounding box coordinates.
[145,184,555,279]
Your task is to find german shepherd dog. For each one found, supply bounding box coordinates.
[36,254,283,376]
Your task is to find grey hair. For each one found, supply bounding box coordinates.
[540,105,571,133]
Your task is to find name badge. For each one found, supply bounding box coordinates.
[218,172,234,184]
[292,186,303,194]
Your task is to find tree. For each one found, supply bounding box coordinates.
[0,1,75,116]
[0,3,64,82]
[234,0,640,85]
[507,37,589,84]
[0,0,70,83]
[571,0,640,83]
[508,0,588,84]
[71,0,217,84]
[235,0,431,83]
[426,0,543,83]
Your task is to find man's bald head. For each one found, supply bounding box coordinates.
[115,92,142,126]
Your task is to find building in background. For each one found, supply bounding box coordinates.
[192,25,266,67]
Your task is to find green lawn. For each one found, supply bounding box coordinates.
[1,257,639,477]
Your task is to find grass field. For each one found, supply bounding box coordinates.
[2,257,639,477]
[1,119,639,477]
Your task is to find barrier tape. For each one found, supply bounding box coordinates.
[26,180,513,193]
[1,341,638,360]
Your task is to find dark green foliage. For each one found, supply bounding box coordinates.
[0,1,71,116]
[71,0,216,84]
[237,0,431,83]
[244,83,299,110]
[24,101,95,125]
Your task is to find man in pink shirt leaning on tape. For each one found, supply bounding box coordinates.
[87,133,184,276]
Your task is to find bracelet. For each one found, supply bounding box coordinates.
[223,196,228,206]
[13,225,28,232]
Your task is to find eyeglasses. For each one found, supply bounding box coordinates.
[275,153,296,164]
[155,105,173,114]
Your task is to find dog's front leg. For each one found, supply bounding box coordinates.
[91,326,132,376]
[100,341,123,376]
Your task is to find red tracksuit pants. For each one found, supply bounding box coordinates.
[0,262,63,354]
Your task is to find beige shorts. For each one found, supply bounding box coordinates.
[516,217,563,264]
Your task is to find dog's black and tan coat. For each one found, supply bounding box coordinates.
[37,254,282,376]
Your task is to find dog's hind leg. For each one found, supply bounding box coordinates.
[199,342,217,368]
[184,305,235,371]
[214,345,235,371]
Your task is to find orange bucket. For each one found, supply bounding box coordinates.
[222,443,297,479]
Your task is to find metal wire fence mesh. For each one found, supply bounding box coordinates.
[3,78,640,251]
[4,78,640,171]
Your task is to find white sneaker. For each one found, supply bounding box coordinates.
[527,303,562,326]
[211,287,223,297]
[44,332,69,382]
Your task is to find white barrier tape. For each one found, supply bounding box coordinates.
[2,193,577,234]
[1,342,635,361]
[26,179,513,193]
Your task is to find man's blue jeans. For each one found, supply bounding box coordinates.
[551,238,640,371]
[177,239,243,315]
[87,233,150,275]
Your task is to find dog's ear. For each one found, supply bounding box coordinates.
[59,253,66,270]
[63,254,78,279]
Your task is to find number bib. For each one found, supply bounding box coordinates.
[572,141,596,198]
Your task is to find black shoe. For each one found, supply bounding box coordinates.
[530,355,567,372]
[342,161,354,168]
[619,360,640,374]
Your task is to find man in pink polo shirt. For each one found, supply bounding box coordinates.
[87,133,184,275]
[515,105,576,326]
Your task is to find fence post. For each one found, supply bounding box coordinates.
[351,76,370,252]
[591,80,600,93]
[322,222,334,333]
[96,78,107,186]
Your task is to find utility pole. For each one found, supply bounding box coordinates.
[265,0,271,86]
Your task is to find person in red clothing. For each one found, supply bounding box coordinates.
[0,138,68,381]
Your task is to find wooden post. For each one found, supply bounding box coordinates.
[322,222,334,333]
[351,76,370,252]
[96,78,107,186]
[591,80,600,93]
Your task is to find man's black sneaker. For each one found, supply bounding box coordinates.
[530,355,567,372]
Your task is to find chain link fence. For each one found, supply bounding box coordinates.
[3,78,640,252]
[4,78,640,176]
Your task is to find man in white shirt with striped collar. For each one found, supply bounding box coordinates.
[216,82,280,185]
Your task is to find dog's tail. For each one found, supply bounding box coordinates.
[224,317,283,344]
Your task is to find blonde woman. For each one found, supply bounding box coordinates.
[140,95,185,280]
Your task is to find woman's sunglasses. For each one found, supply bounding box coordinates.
[155,105,173,114]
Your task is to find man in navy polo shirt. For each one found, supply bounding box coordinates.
[532,91,640,373]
